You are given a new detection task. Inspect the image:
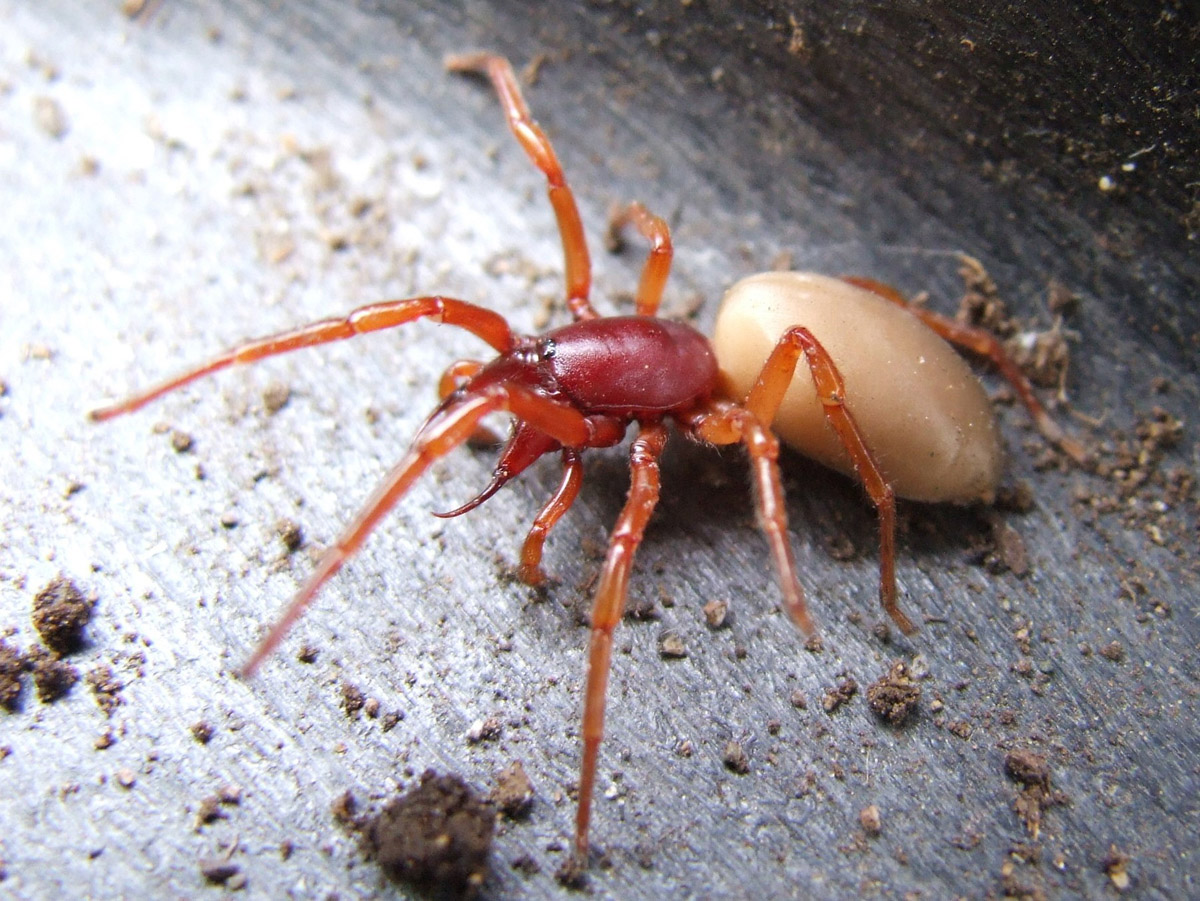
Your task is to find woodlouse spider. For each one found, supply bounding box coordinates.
[90,54,1085,865]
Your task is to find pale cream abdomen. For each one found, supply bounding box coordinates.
[713,271,1002,503]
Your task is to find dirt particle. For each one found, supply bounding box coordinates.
[33,95,68,138]
[190,721,214,744]
[946,720,973,740]
[1099,641,1124,662]
[866,661,920,726]
[27,646,79,703]
[362,771,495,896]
[702,599,729,628]
[1004,750,1067,839]
[722,740,750,774]
[510,853,541,876]
[115,768,137,789]
[86,665,123,716]
[859,804,882,837]
[296,643,319,664]
[199,856,243,886]
[466,715,502,744]
[789,688,808,710]
[32,576,92,656]
[1102,844,1132,891]
[989,520,1029,576]
[0,640,24,711]
[489,760,534,818]
[1005,749,1050,789]
[262,381,291,414]
[331,789,359,827]
[822,677,858,714]
[658,631,687,658]
[170,429,194,453]
[554,854,587,889]
[276,519,304,553]
[341,681,366,718]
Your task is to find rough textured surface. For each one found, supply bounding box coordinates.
[0,1,1196,899]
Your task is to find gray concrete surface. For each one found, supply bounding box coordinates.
[0,1,1196,898]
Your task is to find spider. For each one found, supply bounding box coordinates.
[90,53,1084,866]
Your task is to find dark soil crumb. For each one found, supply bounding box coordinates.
[866,661,921,726]
[723,740,750,774]
[196,785,242,826]
[789,689,808,710]
[362,771,495,897]
[1004,750,1068,839]
[510,853,541,876]
[341,681,366,718]
[199,855,244,888]
[1099,641,1124,662]
[27,646,79,703]
[822,677,858,714]
[331,789,359,827]
[490,760,534,818]
[859,804,882,837]
[276,519,304,553]
[190,721,214,744]
[170,429,194,453]
[296,643,319,664]
[0,640,24,711]
[196,796,227,826]
[86,665,123,716]
[32,576,92,656]
[554,854,587,889]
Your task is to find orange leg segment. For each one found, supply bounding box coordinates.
[608,201,674,317]
[687,400,815,635]
[518,449,584,586]
[447,53,596,322]
[574,422,669,862]
[240,383,594,678]
[742,326,908,634]
[90,296,515,421]
[842,275,1088,463]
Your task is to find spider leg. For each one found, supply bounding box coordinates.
[684,400,815,636]
[735,325,909,634]
[518,448,584,585]
[438,359,484,399]
[90,296,515,421]
[575,422,669,863]
[446,53,596,322]
[240,383,594,678]
[841,275,1088,463]
[438,359,508,447]
[607,201,674,316]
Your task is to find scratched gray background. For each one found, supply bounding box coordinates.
[1,1,1196,898]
